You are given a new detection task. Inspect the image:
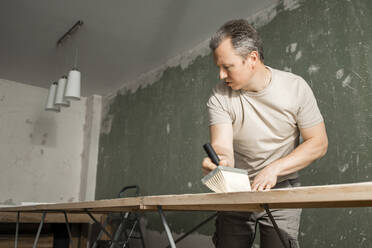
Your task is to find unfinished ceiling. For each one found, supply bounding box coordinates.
[0,0,276,96]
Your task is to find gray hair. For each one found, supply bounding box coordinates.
[209,19,264,61]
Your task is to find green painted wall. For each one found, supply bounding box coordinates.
[259,0,372,247]
[96,0,372,246]
[97,54,219,233]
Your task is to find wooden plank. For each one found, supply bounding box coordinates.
[141,182,372,210]
[0,235,53,248]
[0,212,103,223]
[142,204,263,212]
[0,197,141,213]
[266,200,372,209]
[0,182,371,214]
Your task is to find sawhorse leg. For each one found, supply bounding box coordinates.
[262,204,290,248]
[14,211,20,248]
[63,211,74,247]
[15,211,72,248]
[91,215,110,248]
[85,210,114,247]
[157,206,176,248]
[33,212,46,248]
[165,213,217,248]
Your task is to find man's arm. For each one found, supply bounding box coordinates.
[252,122,328,191]
[202,123,234,175]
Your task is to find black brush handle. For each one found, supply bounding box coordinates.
[203,143,220,166]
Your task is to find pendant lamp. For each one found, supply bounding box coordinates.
[45,82,60,112]
[53,20,83,104]
[54,76,70,106]
[64,68,81,100]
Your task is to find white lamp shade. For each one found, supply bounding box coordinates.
[54,76,70,106]
[45,82,60,112]
[64,68,81,100]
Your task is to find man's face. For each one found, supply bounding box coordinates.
[213,38,255,90]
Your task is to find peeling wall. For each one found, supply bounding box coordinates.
[0,78,100,204]
[97,0,372,247]
[259,0,372,247]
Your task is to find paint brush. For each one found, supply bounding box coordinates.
[201,143,251,193]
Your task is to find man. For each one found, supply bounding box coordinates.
[202,19,328,248]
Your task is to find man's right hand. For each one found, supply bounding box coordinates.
[202,156,230,175]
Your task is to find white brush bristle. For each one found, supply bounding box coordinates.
[202,166,251,193]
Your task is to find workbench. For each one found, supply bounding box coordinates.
[1,181,372,247]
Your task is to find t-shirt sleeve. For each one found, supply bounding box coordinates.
[206,86,232,126]
[296,78,324,129]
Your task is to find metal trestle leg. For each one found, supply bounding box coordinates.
[32,212,46,248]
[14,211,20,248]
[262,204,290,248]
[63,211,74,247]
[157,206,176,248]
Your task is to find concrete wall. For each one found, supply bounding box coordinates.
[0,78,101,205]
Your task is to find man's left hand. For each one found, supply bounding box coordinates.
[251,164,279,191]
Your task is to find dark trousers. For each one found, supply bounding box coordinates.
[213,179,302,248]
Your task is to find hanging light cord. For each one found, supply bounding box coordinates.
[74,48,78,69]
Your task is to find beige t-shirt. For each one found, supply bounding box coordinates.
[207,67,324,182]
